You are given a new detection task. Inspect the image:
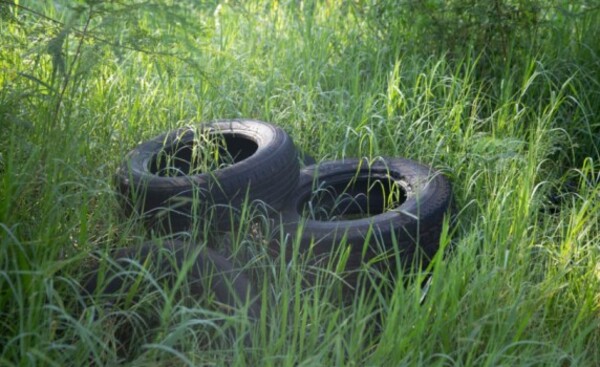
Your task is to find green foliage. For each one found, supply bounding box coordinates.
[355,0,598,67]
[0,0,599,365]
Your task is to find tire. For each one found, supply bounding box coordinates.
[299,151,316,167]
[83,240,260,320]
[117,119,299,232]
[275,157,452,285]
[82,240,259,354]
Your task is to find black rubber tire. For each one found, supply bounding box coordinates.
[82,240,259,354]
[275,157,452,285]
[117,119,299,232]
[299,152,316,167]
[83,240,260,320]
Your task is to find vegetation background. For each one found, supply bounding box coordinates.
[1,0,598,365]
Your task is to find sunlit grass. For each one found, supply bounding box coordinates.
[0,0,598,365]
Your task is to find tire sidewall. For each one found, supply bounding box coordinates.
[118,120,283,195]
[116,119,299,230]
[278,157,452,259]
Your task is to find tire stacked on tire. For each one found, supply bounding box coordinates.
[84,119,452,349]
[116,119,300,233]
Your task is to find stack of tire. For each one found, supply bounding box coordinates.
[84,119,452,325]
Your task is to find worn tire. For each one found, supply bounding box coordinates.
[299,152,316,167]
[83,240,260,320]
[275,157,452,285]
[82,240,260,354]
[117,119,299,232]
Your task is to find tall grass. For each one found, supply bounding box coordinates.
[1,0,598,365]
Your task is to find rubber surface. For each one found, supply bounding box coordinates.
[82,240,259,354]
[275,157,452,286]
[116,119,299,232]
[83,240,260,320]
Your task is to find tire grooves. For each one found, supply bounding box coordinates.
[277,158,452,292]
[116,120,299,232]
[100,126,453,352]
[82,240,260,352]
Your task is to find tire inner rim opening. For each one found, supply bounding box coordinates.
[300,173,408,221]
[150,133,259,177]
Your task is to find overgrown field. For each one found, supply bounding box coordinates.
[1,1,599,365]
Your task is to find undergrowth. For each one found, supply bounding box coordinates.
[0,0,598,366]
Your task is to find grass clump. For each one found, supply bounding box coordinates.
[1,0,599,365]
